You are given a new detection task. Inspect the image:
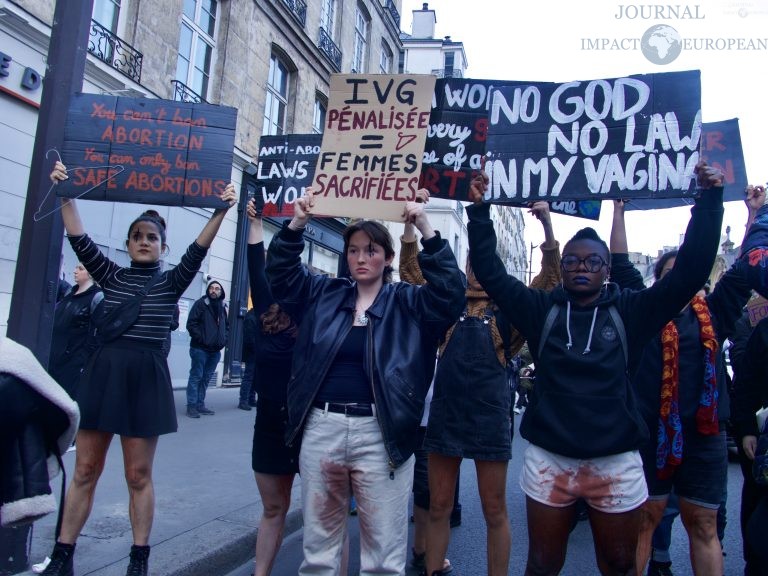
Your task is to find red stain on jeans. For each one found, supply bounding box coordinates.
[313,458,349,533]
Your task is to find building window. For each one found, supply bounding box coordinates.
[92,0,120,31]
[176,0,217,100]
[263,54,290,136]
[352,6,369,73]
[444,51,455,76]
[313,96,327,134]
[380,41,393,74]
[320,0,336,38]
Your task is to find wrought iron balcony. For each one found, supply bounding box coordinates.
[431,68,464,79]
[281,0,307,26]
[385,0,400,27]
[318,27,342,72]
[171,80,207,104]
[88,19,143,83]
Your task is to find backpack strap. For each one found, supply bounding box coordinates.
[608,305,629,367]
[538,303,561,359]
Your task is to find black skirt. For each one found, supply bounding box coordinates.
[252,396,300,475]
[76,339,177,437]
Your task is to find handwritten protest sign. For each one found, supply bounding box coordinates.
[626,118,748,210]
[253,134,321,217]
[420,77,494,201]
[420,77,600,219]
[58,94,236,208]
[748,295,768,327]
[484,70,702,203]
[312,74,436,221]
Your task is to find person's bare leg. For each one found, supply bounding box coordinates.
[57,430,113,543]
[120,435,159,545]
[475,460,510,576]
[589,505,641,575]
[425,454,461,575]
[253,472,295,576]
[634,498,667,574]
[524,497,575,576]
[679,498,722,576]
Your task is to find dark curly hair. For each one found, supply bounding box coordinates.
[563,227,610,265]
[654,249,679,281]
[261,303,298,337]
[128,209,167,244]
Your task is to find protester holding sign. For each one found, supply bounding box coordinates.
[610,186,763,576]
[42,161,237,576]
[466,161,724,575]
[266,188,464,575]
[415,200,561,576]
[243,201,302,576]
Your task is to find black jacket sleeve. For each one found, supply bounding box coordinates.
[609,253,646,291]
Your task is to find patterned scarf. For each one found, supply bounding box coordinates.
[656,295,719,479]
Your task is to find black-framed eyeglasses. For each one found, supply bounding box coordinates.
[561,254,608,273]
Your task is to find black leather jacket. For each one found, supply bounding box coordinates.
[267,224,464,468]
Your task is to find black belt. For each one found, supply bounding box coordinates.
[313,401,374,417]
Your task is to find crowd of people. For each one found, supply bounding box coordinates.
[3,158,768,576]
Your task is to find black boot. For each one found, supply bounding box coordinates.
[41,542,75,576]
[126,544,150,576]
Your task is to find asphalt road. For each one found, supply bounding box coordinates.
[225,414,747,575]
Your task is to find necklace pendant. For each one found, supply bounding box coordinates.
[356,313,368,326]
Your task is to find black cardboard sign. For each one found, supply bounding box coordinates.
[485,70,702,203]
[58,94,237,208]
[253,134,321,217]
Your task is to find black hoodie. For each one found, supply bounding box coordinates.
[466,188,724,458]
[187,281,229,353]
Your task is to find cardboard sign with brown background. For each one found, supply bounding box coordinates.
[312,74,436,221]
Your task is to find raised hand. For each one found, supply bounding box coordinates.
[289,187,315,230]
[528,201,551,224]
[50,160,68,184]
[694,160,724,189]
[468,172,489,204]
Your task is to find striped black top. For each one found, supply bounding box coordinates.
[68,233,208,344]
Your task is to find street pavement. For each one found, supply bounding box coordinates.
[18,387,299,576]
[17,390,748,576]
[228,413,749,576]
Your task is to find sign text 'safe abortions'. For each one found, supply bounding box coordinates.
[312,74,436,221]
[59,94,237,208]
[484,70,702,203]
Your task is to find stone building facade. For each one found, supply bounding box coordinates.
[0,0,404,383]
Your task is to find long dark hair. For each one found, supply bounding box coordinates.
[261,303,298,337]
[343,220,395,283]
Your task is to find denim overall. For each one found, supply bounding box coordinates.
[423,308,512,461]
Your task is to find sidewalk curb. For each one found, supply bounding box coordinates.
[80,507,304,576]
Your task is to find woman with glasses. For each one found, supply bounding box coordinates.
[465,161,725,576]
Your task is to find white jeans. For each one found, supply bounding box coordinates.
[299,407,414,576]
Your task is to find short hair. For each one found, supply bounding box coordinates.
[343,220,395,283]
[654,250,679,280]
[128,210,167,244]
[564,227,610,264]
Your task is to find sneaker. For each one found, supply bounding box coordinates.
[126,545,150,576]
[186,406,200,418]
[197,405,215,415]
[647,559,674,576]
[41,542,75,576]
[238,402,252,411]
